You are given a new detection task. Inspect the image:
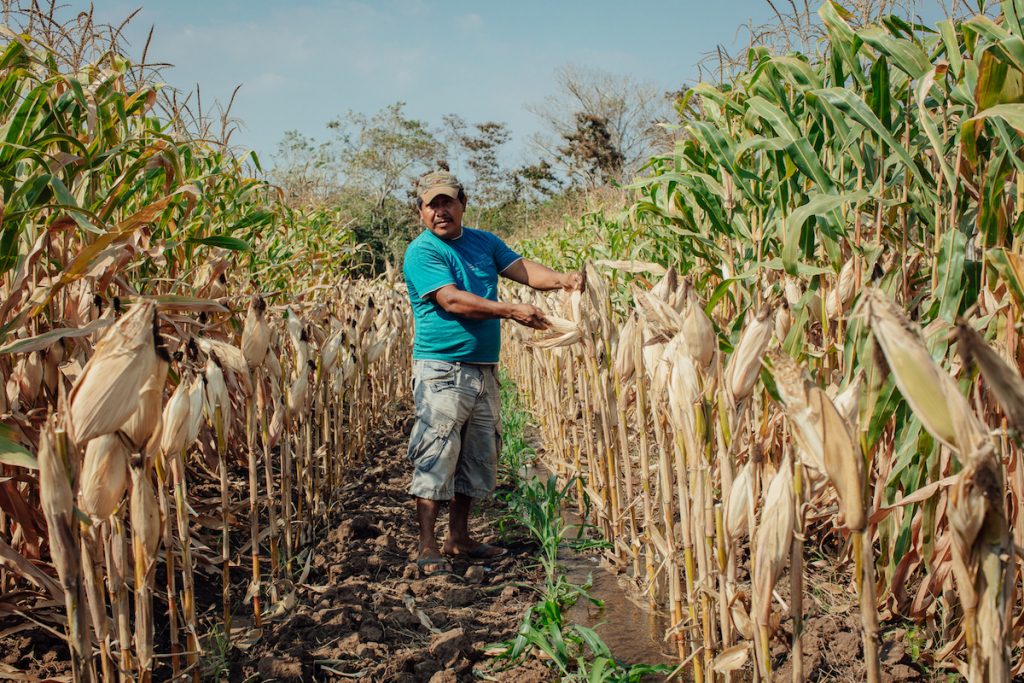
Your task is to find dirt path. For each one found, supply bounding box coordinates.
[229,407,553,682]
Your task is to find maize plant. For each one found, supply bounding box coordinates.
[505,2,1024,680]
[0,13,413,683]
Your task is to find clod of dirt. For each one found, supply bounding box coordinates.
[257,653,307,681]
[444,587,479,607]
[464,565,485,583]
[329,513,379,544]
[428,669,458,683]
[429,627,471,663]
[414,658,442,679]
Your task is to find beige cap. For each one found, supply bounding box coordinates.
[416,170,463,204]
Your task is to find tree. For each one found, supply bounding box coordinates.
[442,115,512,205]
[528,64,673,186]
[558,113,624,189]
[510,160,562,202]
[269,130,339,206]
[328,102,439,210]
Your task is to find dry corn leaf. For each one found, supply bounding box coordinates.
[712,642,751,673]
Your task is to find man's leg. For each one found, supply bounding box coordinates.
[416,497,448,568]
[446,493,473,546]
[443,367,504,559]
[442,493,504,557]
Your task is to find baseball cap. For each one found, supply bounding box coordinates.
[416,170,463,204]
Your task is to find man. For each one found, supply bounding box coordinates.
[402,169,581,576]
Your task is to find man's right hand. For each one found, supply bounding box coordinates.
[508,303,549,330]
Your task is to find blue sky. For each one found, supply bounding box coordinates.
[76,1,952,167]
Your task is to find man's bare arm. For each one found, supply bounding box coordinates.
[500,259,582,291]
[430,285,548,329]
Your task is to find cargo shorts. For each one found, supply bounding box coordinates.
[407,360,502,500]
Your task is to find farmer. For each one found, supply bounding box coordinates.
[403,168,582,576]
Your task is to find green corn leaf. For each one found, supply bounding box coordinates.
[938,20,964,77]
[858,25,931,79]
[0,428,36,469]
[810,87,928,190]
[782,191,869,275]
[916,65,956,190]
[186,235,252,251]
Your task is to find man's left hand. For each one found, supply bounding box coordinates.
[560,271,585,292]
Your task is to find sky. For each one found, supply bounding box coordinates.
[63,1,955,169]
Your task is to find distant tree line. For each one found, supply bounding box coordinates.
[269,66,675,272]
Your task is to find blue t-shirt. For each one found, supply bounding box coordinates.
[403,226,522,363]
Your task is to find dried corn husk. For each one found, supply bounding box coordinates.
[79,433,129,520]
[160,373,194,457]
[725,307,773,401]
[833,373,863,428]
[241,295,270,369]
[204,356,231,432]
[774,302,792,343]
[725,461,753,540]
[649,265,677,302]
[69,301,157,445]
[130,463,161,563]
[287,371,308,419]
[614,314,639,381]
[527,326,582,350]
[321,329,343,373]
[185,374,205,444]
[753,458,794,625]
[825,259,857,319]
[198,337,252,396]
[356,301,374,334]
[16,351,43,405]
[769,352,865,529]
[633,284,681,340]
[38,426,76,586]
[366,332,391,363]
[584,262,609,317]
[681,286,716,369]
[121,360,168,450]
[865,289,979,453]
[266,343,283,385]
[42,343,64,394]
[957,320,1024,434]
[667,355,701,428]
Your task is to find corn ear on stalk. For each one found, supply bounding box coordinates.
[725,306,773,401]
[753,457,794,627]
[79,433,129,521]
[241,295,271,369]
[69,301,157,445]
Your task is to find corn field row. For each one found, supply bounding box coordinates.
[507,267,1022,680]
[0,19,415,683]
[505,2,1024,682]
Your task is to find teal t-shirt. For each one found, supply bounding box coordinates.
[403,226,522,363]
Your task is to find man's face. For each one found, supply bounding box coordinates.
[419,193,466,240]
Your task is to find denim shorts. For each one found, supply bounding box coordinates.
[407,360,502,500]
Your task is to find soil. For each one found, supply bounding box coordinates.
[0,407,553,683]
[223,413,552,682]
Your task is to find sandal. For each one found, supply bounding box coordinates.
[444,543,507,562]
[416,555,453,577]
